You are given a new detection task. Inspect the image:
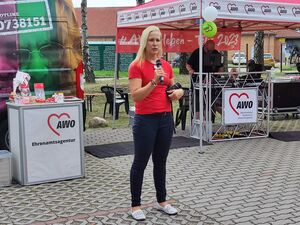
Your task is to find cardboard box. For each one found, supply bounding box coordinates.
[0,150,12,187]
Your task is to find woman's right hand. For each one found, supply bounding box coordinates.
[154,68,165,84]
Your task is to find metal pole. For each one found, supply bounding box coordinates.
[199,18,203,151]
[280,43,283,72]
[238,50,241,72]
[113,52,118,129]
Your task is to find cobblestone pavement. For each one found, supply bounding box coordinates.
[0,118,300,224]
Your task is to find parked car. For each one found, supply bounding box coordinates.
[232,52,247,65]
[264,53,275,69]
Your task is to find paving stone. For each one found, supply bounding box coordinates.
[254,212,275,219]
[271,219,294,225]
[233,216,256,223]
[2,125,300,224]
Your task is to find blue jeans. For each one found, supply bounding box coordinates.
[130,112,174,207]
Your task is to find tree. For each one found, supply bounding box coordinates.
[81,0,95,83]
[254,31,264,68]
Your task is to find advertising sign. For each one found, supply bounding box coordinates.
[0,0,53,36]
[23,106,82,183]
[223,88,258,125]
[0,0,82,149]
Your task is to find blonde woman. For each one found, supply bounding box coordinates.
[128,26,184,221]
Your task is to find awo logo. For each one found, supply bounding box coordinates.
[127,14,132,21]
[151,10,157,18]
[179,4,187,14]
[47,113,76,136]
[190,3,197,11]
[169,7,175,14]
[261,5,271,15]
[142,11,148,19]
[292,7,300,17]
[159,8,166,16]
[134,13,140,20]
[277,6,287,16]
[244,4,255,14]
[209,2,221,10]
[229,93,253,115]
[227,3,238,13]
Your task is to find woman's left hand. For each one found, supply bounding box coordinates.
[167,89,184,101]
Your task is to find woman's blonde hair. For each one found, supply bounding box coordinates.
[134,25,163,67]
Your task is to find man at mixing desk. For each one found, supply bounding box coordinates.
[186,40,224,122]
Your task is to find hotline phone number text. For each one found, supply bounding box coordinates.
[0,17,48,31]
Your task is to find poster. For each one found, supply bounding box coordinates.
[223,88,258,125]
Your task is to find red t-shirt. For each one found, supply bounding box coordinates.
[128,59,174,115]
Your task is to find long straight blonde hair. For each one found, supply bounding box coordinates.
[133,26,163,67]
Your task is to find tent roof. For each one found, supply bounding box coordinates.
[117,0,300,31]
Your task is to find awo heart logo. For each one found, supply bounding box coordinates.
[159,8,166,16]
[134,13,140,20]
[209,2,221,10]
[169,7,175,14]
[127,14,132,21]
[151,10,156,18]
[47,113,70,136]
[292,7,300,17]
[227,3,238,13]
[190,3,197,11]
[229,93,249,116]
[261,5,271,15]
[142,11,148,19]
[179,4,186,14]
[244,4,255,14]
[277,6,287,16]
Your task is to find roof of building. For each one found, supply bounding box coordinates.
[273,29,300,38]
[74,7,127,38]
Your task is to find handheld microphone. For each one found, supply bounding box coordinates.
[155,59,164,84]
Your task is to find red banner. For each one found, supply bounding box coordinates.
[205,28,242,51]
[116,28,241,53]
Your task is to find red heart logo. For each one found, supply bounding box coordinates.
[47,113,70,136]
[229,93,249,116]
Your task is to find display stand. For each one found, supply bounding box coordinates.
[190,71,271,142]
[7,100,85,185]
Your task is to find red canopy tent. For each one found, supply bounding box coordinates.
[116,0,300,53]
[112,0,300,142]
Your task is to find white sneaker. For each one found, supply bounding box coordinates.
[156,202,178,215]
[131,209,146,221]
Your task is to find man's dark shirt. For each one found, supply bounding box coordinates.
[187,47,223,73]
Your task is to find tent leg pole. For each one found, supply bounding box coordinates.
[199,18,203,152]
[113,52,119,129]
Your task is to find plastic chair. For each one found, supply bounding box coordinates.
[116,88,129,113]
[175,88,189,130]
[100,86,126,120]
